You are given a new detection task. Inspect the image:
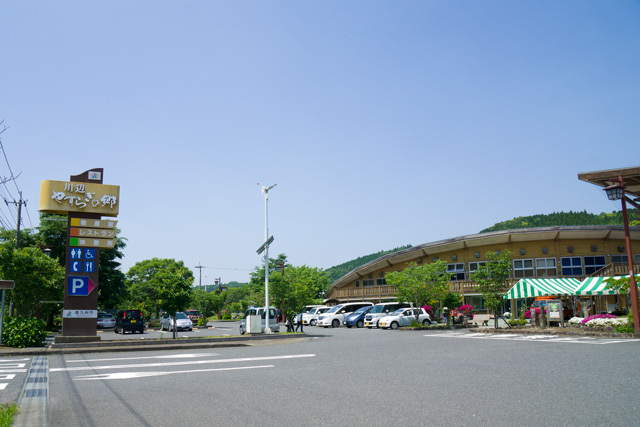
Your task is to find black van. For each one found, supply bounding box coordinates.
[114,309,145,334]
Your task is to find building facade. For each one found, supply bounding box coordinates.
[325,226,640,313]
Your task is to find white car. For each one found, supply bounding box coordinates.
[379,307,431,329]
[302,306,331,326]
[160,312,193,331]
[316,302,373,328]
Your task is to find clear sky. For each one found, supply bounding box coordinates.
[1,1,639,285]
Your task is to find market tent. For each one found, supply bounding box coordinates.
[503,278,581,299]
[573,276,629,295]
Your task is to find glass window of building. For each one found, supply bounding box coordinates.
[362,279,375,286]
[376,278,386,285]
[584,256,606,275]
[611,255,628,265]
[535,258,557,277]
[469,262,486,274]
[513,259,534,278]
[561,257,583,276]
[447,263,465,281]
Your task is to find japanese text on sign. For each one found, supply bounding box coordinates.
[39,180,120,215]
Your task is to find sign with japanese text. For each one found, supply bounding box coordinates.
[70,218,117,229]
[70,227,116,238]
[63,310,97,318]
[39,180,120,216]
[70,237,115,249]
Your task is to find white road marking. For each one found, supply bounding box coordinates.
[51,353,316,372]
[0,359,30,362]
[66,353,219,363]
[0,369,28,373]
[0,363,26,368]
[424,332,640,344]
[75,364,274,380]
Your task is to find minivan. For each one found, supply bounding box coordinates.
[239,306,280,334]
[114,309,145,334]
[316,302,374,328]
[364,302,411,328]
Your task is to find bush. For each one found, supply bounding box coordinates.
[222,313,231,320]
[2,317,48,348]
[614,312,635,334]
[197,317,208,326]
[508,318,528,327]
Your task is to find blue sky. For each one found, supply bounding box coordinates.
[1,1,639,284]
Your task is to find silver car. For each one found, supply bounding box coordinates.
[239,307,280,334]
[160,312,193,331]
[96,312,115,329]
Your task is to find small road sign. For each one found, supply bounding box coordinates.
[70,218,117,229]
[67,277,95,296]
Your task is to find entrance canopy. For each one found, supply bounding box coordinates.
[573,276,629,296]
[503,278,581,299]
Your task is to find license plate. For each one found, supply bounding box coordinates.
[131,320,136,323]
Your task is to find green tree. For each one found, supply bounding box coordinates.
[471,250,513,329]
[0,242,64,327]
[190,289,223,319]
[126,258,194,322]
[385,260,450,324]
[271,264,329,331]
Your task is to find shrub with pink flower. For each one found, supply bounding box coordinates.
[581,314,616,325]
[524,307,546,319]
[459,304,473,313]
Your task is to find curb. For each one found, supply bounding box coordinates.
[0,333,308,356]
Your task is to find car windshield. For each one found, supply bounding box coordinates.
[309,308,319,314]
[186,310,198,315]
[390,309,404,316]
[326,305,343,314]
[370,305,393,314]
[354,306,371,314]
[175,312,188,319]
[98,313,111,319]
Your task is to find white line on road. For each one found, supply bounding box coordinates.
[51,353,316,372]
[66,353,220,363]
[75,364,275,380]
[423,332,640,344]
[0,384,7,390]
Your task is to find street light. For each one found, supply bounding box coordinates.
[258,183,277,333]
[603,176,640,333]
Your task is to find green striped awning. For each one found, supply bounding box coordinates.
[503,278,581,299]
[573,276,635,295]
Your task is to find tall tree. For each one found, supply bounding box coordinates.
[0,242,64,326]
[126,258,194,321]
[385,260,450,324]
[471,250,513,329]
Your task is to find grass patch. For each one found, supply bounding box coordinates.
[0,404,18,427]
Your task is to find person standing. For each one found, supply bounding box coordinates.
[295,312,304,332]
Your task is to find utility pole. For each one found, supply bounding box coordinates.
[5,191,26,249]
[195,263,205,291]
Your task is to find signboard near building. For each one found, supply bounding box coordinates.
[546,300,564,328]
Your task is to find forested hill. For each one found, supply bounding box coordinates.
[480,210,639,233]
[324,245,412,282]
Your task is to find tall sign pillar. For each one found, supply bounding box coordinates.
[40,168,120,341]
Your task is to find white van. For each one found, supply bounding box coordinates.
[364,302,411,328]
[302,305,331,326]
[316,302,374,328]
[239,306,279,334]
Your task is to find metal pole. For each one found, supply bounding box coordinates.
[619,175,640,333]
[264,191,271,333]
[0,290,5,345]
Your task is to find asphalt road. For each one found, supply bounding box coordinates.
[8,323,640,426]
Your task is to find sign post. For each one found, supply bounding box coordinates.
[39,168,119,340]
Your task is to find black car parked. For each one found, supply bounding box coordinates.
[114,309,145,334]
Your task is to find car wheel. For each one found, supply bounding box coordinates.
[240,326,245,335]
[376,321,381,328]
[390,321,399,330]
[310,320,316,326]
[189,328,192,331]
[356,320,364,328]
[332,319,340,328]
[422,319,431,326]
[367,326,372,329]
